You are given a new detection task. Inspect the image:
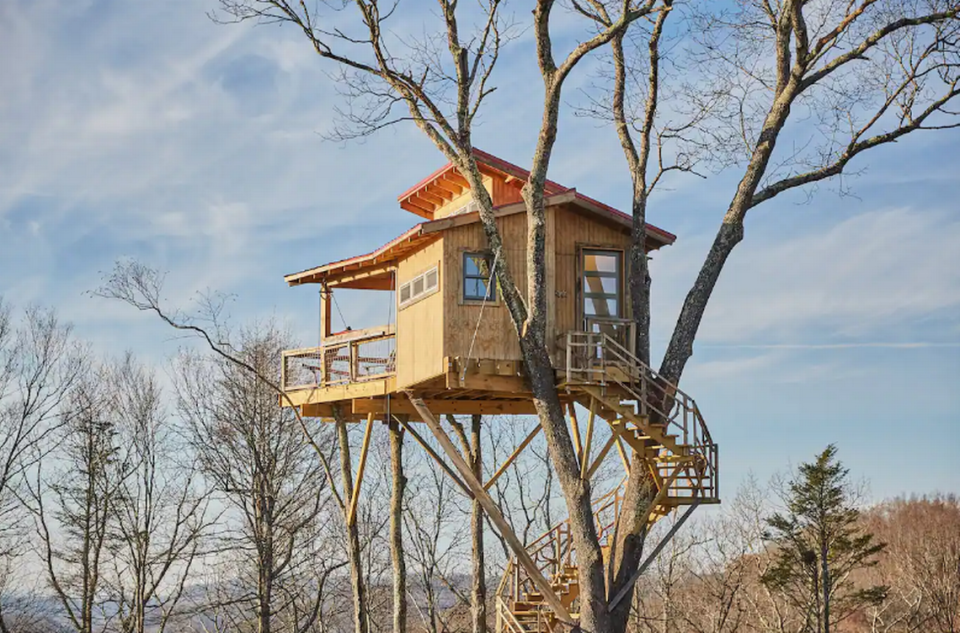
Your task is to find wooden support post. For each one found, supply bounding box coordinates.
[349,342,358,382]
[567,402,583,463]
[347,413,375,527]
[405,392,573,624]
[615,436,631,476]
[484,423,542,491]
[579,398,596,478]
[395,417,473,498]
[320,285,332,340]
[585,434,618,480]
[639,464,683,528]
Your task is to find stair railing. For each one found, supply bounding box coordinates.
[497,596,529,633]
[565,331,719,503]
[496,483,625,622]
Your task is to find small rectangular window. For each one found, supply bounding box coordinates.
[463,252,496,302]
[399,266,440,309]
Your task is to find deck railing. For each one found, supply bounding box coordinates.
[281,325,396,391]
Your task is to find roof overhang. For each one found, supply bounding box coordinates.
[397,149,568,220]
[287,166,677,289]
[284,224,439,288]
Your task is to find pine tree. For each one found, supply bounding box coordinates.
[761,445,887,633]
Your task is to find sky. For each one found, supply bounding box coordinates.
[1,0,958,504]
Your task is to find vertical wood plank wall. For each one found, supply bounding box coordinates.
[396,240,445,388]
[552,204,633,341]
[439,204,634,366]
[397,200,636,383]
[442,213,528,362]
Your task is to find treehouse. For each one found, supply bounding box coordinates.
[281,149,677,418]
[280,150,719,632]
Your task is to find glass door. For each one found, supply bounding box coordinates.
[581,248,631,349]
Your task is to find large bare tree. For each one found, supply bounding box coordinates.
[0,300,83,632]
[613,0,960,386]
[27,364,127,633]
[573,0,960,623]
[104,354,212,633]
[205,2,670,627]
[173,325,339,633]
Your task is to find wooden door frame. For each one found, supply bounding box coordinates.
[575,243,627,332]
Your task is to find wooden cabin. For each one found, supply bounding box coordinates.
[279,150,676,420]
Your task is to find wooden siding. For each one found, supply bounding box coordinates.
[442,213,527,362]
[396,239,445,388]
[492,176,523,206]
[440,202,633,366]
[552,204,632,340]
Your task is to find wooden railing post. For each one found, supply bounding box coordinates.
[349,341,358,382]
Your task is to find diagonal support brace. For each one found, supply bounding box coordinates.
[607,499,701,611]
[484,422,541,491]
[404,391,574,624]
[347,413,375,527]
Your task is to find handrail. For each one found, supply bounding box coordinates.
[496,332,719,632]
[498,597,530,633]
[495,480,626,622]
[564,330,718,504]
[280,326,396,391]
[524,482,624,551]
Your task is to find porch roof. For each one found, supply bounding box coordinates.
[284,224,439,288]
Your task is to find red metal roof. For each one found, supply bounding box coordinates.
[397,148,675,242]
[288,150,677,284]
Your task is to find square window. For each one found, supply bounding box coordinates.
[463,252,496,302]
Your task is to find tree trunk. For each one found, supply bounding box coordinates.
[389,418,407,633]
[521,337,611,633]
[822,541,830,633]
[469,414,487,633]
[258,549,272,633]
[336,415,369,633]
[607,453,659,631]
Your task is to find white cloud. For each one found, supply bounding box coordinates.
[652,205,960,346]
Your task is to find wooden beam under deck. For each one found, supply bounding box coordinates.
[445,372,529,393]
[353,397,538,417]
[283,377,397,409]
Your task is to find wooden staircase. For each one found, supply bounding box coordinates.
[495,486,623,633]
[495,331,719,632]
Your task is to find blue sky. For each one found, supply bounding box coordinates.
[1,0,958,502]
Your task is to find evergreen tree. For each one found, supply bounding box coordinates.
[761,445,887,633]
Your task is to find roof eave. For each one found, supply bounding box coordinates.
[284,224,426,286]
